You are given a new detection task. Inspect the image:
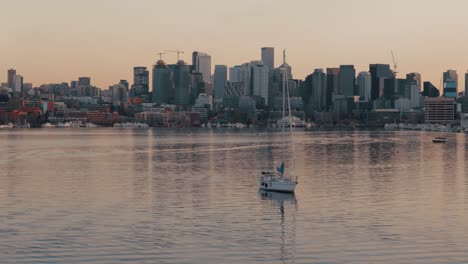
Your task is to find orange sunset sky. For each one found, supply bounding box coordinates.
[1,0,468,90]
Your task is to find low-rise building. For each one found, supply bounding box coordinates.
[425,97,455,124]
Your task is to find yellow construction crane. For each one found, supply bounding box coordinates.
[391,50,398,77]
[165,49,185,61]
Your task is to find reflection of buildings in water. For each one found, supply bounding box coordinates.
[259,190,297,264]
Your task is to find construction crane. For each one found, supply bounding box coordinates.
[391,50,398,77]
[156,52,167,61]
[165,49,185,61]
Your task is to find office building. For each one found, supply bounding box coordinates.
[7,69,16,89]
[251,61,269,105]
[356,72,371,101]
[78,77,91,86]
[326,68,339,108]
[13,75,23,93]
[173,60,192,106]
[152,60,173,104]
[425,97,455,124]
[422,82,440,97]
[192,51,211,83]
[369,64,393,100]
[311,69,327,110]
[132,67,149,97]
[213,65,227,99]
[229,63,251,95]
[261,47,274,70]
[465,70,468,95]
[406,73,421,91]
[338,65,355,97]
[443,70,458,98]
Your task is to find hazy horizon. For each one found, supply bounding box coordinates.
[2,0,468,89]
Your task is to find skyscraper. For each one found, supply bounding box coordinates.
[7,69,16,89]
[13,75,23,93]
[152,60,173,104]
[443,70,458,98]
[311,69,327,110]
[338,65,355,97]
[132,67,149,97]
[213,65,227,99]
[251,61,269,105]
[406,73,421,91]
[326,68,339,109]
[369,64,393,100]
[356,72,371,101]
[261,47,274,70]
[229,63,251,96]
[173,60,191,106]
[422,82,440,97]
[192,51,211,83]
[465,70,468,95]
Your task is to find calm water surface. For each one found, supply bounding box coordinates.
[0,128,467,263]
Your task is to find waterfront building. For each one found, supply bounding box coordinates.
[192,51,211,83]
[213,65,227,99]
[356,71,371,101]
[173,60,192,106]
[132,67,149,98]
[152,60,173,104]
[369,64,393,100]
[425,97,455,124]
[338,65,355,97]
[261,47,274,70]
[111,83,128,105]
[251,61,269,106]
[7,69,16,89]
[443,70,458,98]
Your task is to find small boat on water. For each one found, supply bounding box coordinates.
[432,137,447,143]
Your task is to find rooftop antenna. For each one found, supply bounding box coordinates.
[391,50,398,77]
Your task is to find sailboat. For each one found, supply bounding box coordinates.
[259,50,297,193]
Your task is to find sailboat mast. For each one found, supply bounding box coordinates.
[281,50,286,172]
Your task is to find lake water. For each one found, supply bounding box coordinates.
[0,128,467,263]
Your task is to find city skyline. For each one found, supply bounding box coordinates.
[2,0,468,88]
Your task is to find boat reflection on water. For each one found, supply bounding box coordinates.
[259,190,297,264]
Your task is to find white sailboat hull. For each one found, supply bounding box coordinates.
[259,175,296,193]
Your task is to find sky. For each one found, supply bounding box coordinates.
[1,0,468,89]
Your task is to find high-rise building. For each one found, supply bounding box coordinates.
[229,63,251,95]
[422,82,440,97]
[213,65,227,99]
[356,72,371,101]
[261,47,274,70]
[7,69,16,89]
[369,64,393,100]
[111,83,128,105]
[326,68,339,109]
[132,67,149,97]
[152,60,173,104]
[119,80,129,90]
[465,70,468,95]
[192,51,211,83]
[173,60,191,106]
[443,70,458,98]
[338,65,355,97]
[78,77,91,86]
[406,73,421,91]
[251,61,269,105]
[13,75,23,93]
[311,69,327,110]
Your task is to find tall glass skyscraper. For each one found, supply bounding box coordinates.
[213,65,227,99]
[152,60,173,104]
[261,47,274,70]
[443,69,458,98]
